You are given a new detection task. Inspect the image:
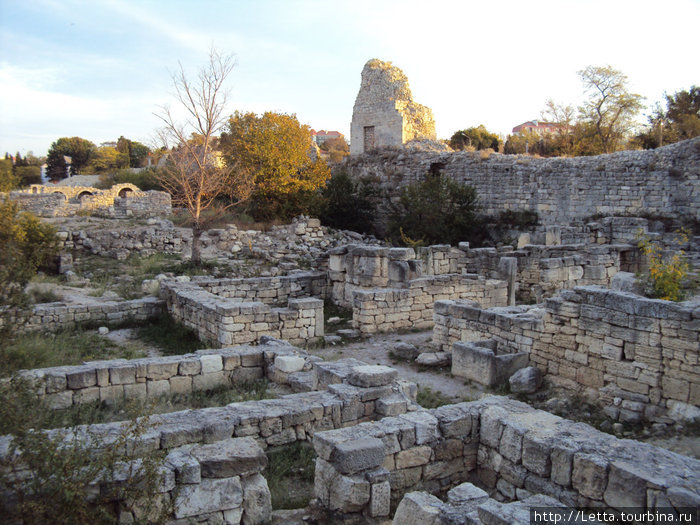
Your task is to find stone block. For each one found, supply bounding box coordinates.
[147,379,170,398]
[123,382,147,401]
[46,390,73,409]
[147,361,179,381]
[509,367,543,394]
[447,482,489,506]
[370,480,391,517]
[392,491,443,525]
[200,354,223,374]
[66,369,96,389]
[274,355,305,373]
[395,446,432,469]
[170,375,193,395]
[329,472,370,512]
[109,365,136,385]
[174,477,242,519]
[241,473,271,525]
[376,394,408,416]
[193,371,227,391]
[347,365,398,387]
[572,453,608,500]
[192,437,267,478]
[330,437,385,474]
[603,461,647,508]
[399,411,439,444]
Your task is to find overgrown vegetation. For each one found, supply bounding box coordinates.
[416,386,455,409]
[0,378,171,524]
[387,174,481,246]
[135,312,216,354]
[95,167,163,191]
[264,441,316,510]
[317,170,381,235]
[0,329,145,377]
[0,200,59,307]
[637,230,695,301]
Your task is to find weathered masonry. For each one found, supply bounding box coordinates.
[8,183,172,218]
[350,59,436,155]
[433,285,700,423]
[343,136,700,225]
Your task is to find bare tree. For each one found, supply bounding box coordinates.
[155,49,254,264]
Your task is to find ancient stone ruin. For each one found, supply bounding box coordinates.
[350,59,436,154]
[8,183,172,218]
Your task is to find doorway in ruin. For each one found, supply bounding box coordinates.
[118,187,134,198]
[363,126,375,152]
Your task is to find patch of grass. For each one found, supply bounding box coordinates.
[0,329,146,377]
[264,441,316,510]
[416,386,454,409]
[27,288,62,304]
[0,379,276,433]
[135,313,218,355]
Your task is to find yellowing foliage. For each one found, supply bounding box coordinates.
[637,229,693,302]
[220,111,330,197]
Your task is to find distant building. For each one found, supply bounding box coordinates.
[311,130,344,146]
[512,120,565,136]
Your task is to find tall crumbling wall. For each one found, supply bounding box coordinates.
[350,59,436,154]
[343,137,700,226]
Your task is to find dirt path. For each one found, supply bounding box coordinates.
[307,330,486,403]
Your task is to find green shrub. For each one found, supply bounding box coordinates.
[387,174,481,246]
[637,230,695,301]
[416,386,454,409]
[317,170,381,234]
[0,200,59,306]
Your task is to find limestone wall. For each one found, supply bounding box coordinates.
[9,183,172,218]
[433,286,700,423]
[352,275,508,335]
[343,137,700,225]
[0,296,164,334]
[194,272,328,305]
[312,397,700,521]
[162,280,324,346]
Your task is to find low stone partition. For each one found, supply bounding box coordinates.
[452,339,529,388]
[162,279,324,346]
[352,275,508,335]
[433,301,545,354]
[193,271,328,305]
[312,397,700,522]
[433,286,700,423]
[0,296,164,334]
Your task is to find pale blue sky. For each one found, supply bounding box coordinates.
[1,0,698,156]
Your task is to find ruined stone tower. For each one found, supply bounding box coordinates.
[350,59,436,155]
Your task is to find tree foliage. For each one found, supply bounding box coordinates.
[318,170,380,234]
[46,137,96,180]
[220,111,330,220]
[635,86,700,148]
[577,65,644,153]
[0,200,58,306]
[0,159,20,191]
[89,146,129,173]
[155,49,254,264]
[449,125,501,151]
[319,137,350,163]
[387,174,481,246]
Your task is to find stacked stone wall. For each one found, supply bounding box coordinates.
[0,296,164,334]
[343,137,700,226]
[353,275,508,335]
[162,280,324,346]
[433,286,700,423]
[312,397,700,521]
[194,272,328,305]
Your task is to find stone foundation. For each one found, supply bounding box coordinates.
[312,397,700,522]
[433,285,700,423]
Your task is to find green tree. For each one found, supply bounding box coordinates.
[318,170,380,234]
[387,174,481,246]
[636,86,700,148]
[0,200,58,306]
[577,65,644,154]
[220,111,331,220]
[0,159,20,191]
[89,146,129,173]
[129,141,151,167]
[45,137,96,180]
[15,166,42,186]
[449,125,501,151]
[155,49,255,265]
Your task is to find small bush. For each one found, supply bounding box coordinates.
[637,230,695,301]
[416,386,454,409]
[136,313,216,355]
[317,170,381,235]
[0,200,59,307]
[387,174,481,246]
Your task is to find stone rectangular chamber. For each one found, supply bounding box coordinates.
[452,339,529,387]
